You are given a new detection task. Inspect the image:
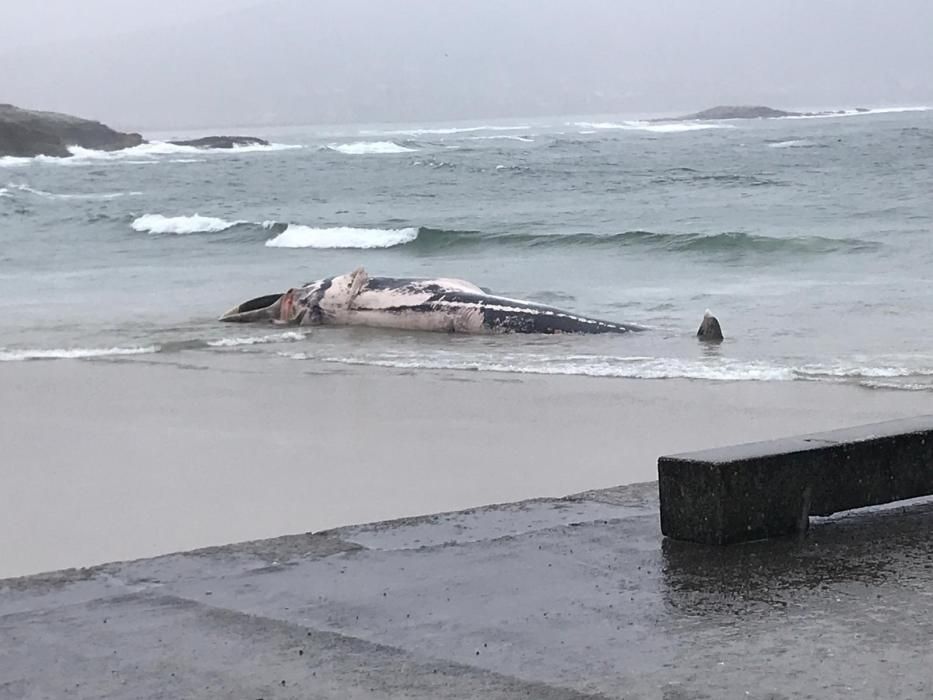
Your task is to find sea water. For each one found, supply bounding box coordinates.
[1,108,931,390]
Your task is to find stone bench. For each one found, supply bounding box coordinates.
[657,416,933,544]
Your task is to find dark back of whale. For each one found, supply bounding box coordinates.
[355,285,641,334]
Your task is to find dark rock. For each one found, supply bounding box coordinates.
[167,136,269,149]
[0,103,143,158]
[660,104,864,122]
[696,311,723,342]
[676,105,798,121]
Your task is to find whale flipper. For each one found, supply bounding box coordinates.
[346,267,369,309]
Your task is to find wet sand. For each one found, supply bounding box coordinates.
[2,352,932,578]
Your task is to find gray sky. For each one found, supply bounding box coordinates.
[2,0,931,130]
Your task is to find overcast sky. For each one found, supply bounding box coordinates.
[2,0,931,130]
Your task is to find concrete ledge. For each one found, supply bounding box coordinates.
[658,416,933,544]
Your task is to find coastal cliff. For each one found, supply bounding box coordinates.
[0,103,269,158]
[0,104,144,157]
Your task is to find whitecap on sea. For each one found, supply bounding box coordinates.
[264,225,419,249]
[327,141,418,155]
[131,213,243,234]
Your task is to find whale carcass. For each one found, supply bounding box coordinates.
[220,267,644,334]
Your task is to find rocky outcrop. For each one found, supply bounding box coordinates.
[661,105,870,122]
[167,136,269,149]
[0,104,143,157]
[679,105,796,120]
[0,104,270,159]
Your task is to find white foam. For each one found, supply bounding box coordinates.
[466,135,534,142]
[0,346,158,361]
[208,331,307,347]
[276,350,933,388]
[327,141,417,155]
[574,121,734,133]
[0,156,33,168]
[131,213,242,234]
[767,139,813,148]
[265,225,419,249]
[794,364,933,379]
[780,106,931,120]
[5,182,142,199]
[361,125,531,136]
[279,351,794,382]
[0,141,299,167]
[70,141,300,159]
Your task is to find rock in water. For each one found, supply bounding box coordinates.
[0,103,143,158]
[676,105,797,120]
[659,104,863,122]
[697,310,724,342]
[167,136,269,149]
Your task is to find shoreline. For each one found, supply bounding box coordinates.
[3,352,932,579]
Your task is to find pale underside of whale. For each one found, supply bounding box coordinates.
[221,267,645,335]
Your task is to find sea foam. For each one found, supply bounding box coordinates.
[1,141,300,168]
[0,346,158,361]
[780,106,931,120]
[208,331,307,347]
[767,139,814,149]
[360,125,531,137]
[327,141,417,155]
[131,213,243,234]
[574,121,734,133]
[69,141,300,159]
[265,225,419,249]
[5,182,142,199]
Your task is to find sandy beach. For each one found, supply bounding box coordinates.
[0,353,930,578]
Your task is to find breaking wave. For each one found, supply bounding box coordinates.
[265,225,420,249]
[574,121,734,133]
[5,182,142,199]
[131,214,244,234]
[207,331,307,347]
[0,141,300,167]
[326,141,417,155]
[0,156,33,168]
[127,215,881,255]
[767,139,815,149]
[0,346,158,361]
[277,350,933,390]
[68,142,300,159]
[780,106,931,120]
[466,135,534,142]
[360,125,531,136]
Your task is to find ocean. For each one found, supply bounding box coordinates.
[1,107,932,390]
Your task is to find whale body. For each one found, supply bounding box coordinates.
[221,267,645,335]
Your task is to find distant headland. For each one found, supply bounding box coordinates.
[0,103,268,158]
[657,104,870,122]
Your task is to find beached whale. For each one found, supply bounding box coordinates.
[220,267,645,334]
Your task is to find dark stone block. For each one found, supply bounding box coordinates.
[658,416,933,544]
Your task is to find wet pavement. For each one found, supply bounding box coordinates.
[2,481,932,699]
